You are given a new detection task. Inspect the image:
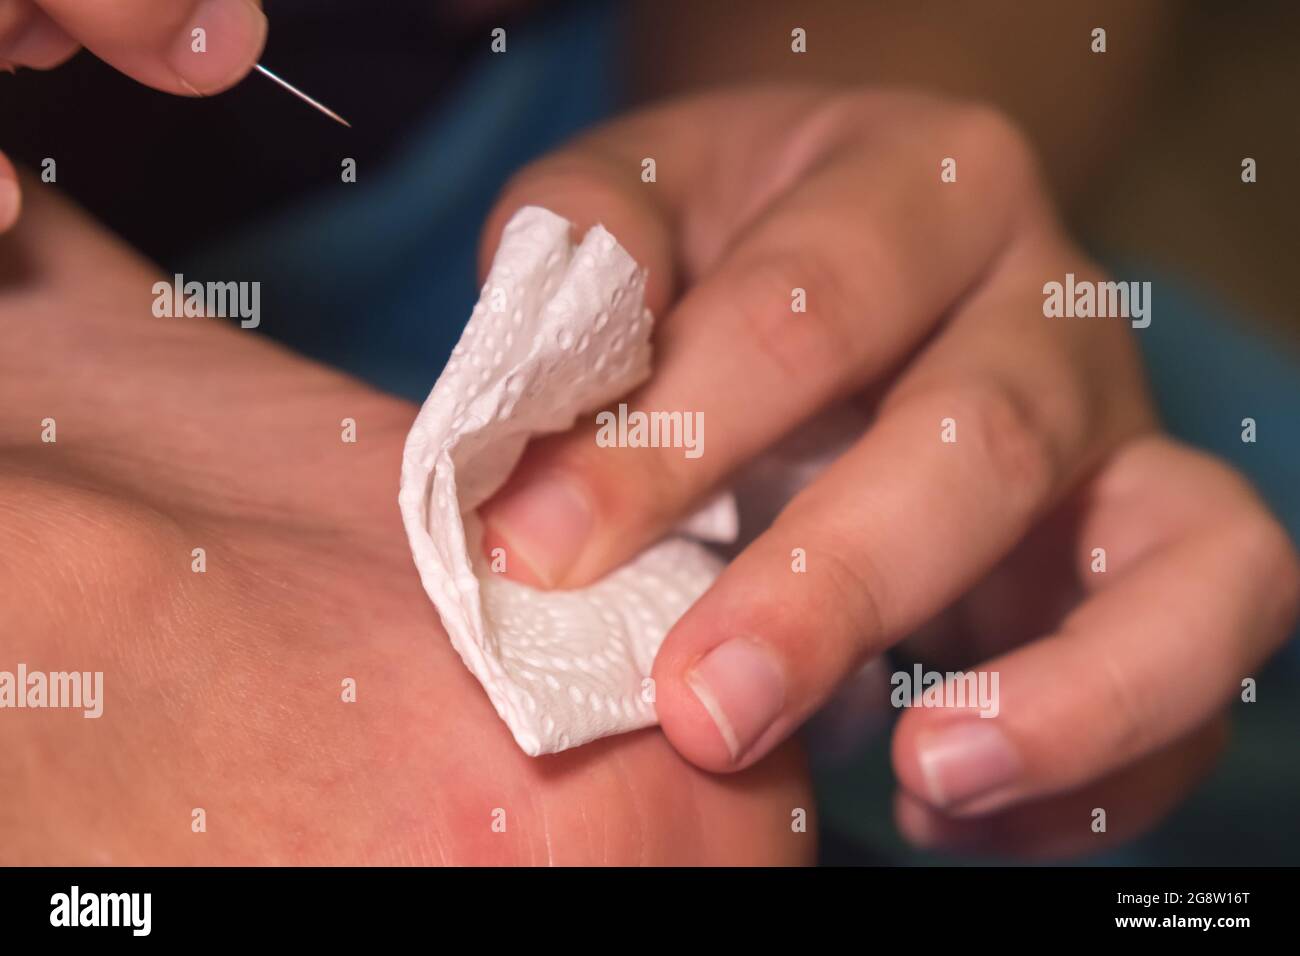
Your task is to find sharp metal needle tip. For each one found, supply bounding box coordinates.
[254,63,351,128]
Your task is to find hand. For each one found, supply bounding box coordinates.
[0,181,810,864]
[0,0,267,231]
[476,87,1300,857]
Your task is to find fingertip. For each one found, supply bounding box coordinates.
[0,162,20,233]
[655,666,740,773]
[165,0,267,95]
[654,625,788,773]
[892,710,1024,817]
[652,625,736,771]
[1,11,78,70]
[479,161,676,313]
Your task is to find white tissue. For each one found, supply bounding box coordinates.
[399,206,737,756]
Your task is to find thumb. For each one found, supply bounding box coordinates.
[650,507,887,773]
[0,2,76,70]
[35,0,266,94]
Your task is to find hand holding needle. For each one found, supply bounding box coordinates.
[0,0,348,128]
[0,3,350,229]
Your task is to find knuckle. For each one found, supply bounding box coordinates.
[559,429,689,537]
[495,154,635,231]
[941,102,1043,195]
[1087,641,1154,763]
[798,524,889,659]
[950,380,1059,505]
[1237,508,1300,635]
[485,152,666,298]
[1169,447,1300,642]
[721,245,864,388]
[822,87,945,137]
[949,102,1035,165]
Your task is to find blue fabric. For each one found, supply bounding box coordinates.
[185,0,622,402]
[185,3,1300,864]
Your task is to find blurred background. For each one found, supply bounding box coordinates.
[2,0,1297,864]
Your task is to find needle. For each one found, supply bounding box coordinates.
[253,63,351,128]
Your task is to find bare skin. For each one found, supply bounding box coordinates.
[475,88,1300,858]
[0,183,812,865]
[0,0,268,229]
[2,9,1295,863]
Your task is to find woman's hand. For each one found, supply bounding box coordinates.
[0,0,266,230]
[476,87,1300,856]
[0,181,811,865]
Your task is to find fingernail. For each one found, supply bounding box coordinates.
[168,0,267,94]
[916,720,1020,810]
[0,177,20,232]
[686,638,785,762]
[480,471,593,587]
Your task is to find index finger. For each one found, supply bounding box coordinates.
[476,91,1039,590]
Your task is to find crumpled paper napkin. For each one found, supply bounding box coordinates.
[399,206,737,755]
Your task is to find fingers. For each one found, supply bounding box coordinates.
[0,151,18,232]
[891,437,1300,816]
[894,717,1229,860]
[480,91,1043,588]
[474,89,815,586]
[652,380,1066,771]
[478,141,678,318]
[0,0,76,69]
[649,226,1150,772]
[33,0,265,94]
[473,134,680,588]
